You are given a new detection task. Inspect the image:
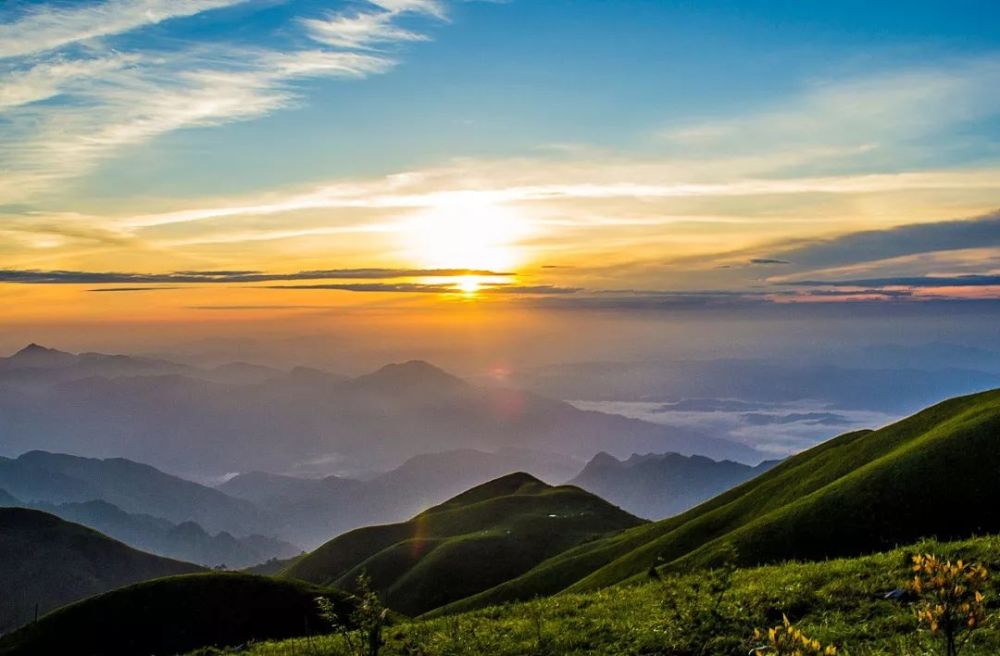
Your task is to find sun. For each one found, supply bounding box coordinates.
[401,195,529,271]
[455,275,482,295]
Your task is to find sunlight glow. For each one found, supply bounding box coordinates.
[402,195,529,271]
[456,275,482,295]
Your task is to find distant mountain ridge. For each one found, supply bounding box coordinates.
[0,344,761,479]
[0,451,266,536]
[568,451,779,519]
[219,447,585,547]
[0,492,299,568]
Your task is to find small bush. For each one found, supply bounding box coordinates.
[909,554,990,656]
[317,573,388,656]
[752,615,838,656]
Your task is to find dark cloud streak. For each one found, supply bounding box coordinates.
[783,275,1000,288]
[0,268,514,285]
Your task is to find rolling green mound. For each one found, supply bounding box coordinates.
[284,472,644,615]
[0,573,355,656]
[0,507,202,633]
[435,388,1000,614]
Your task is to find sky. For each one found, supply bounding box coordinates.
[0,0,999,366]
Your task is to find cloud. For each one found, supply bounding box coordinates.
[782,275,1000,288]
[266,282,458,293]
[302,0,445,49]
[0,48,397,201]
[740,412,853,427]
[89,287,185,292]
[767,211,1000,272]
[0,55,138,110]
[0,0,250,59]
[660,57,1000,169]
[0,267,513,285]
[267,283,581,294]
[656,399,777,413]
[749,258,790,265]
[109,167,1000,233]
[0,1,448,204]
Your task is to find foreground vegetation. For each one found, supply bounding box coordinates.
[216,535,1000,656]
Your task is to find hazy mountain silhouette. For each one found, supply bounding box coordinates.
[0,451,266,536]
[0,346,759,478]
[0,495,299,568]
[568,451,779,519]
[220,447,584,547]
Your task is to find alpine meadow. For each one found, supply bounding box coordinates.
[0,1,999,655]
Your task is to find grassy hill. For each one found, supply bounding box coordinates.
[220,534,1000,656]
[0,573,355,656]
[0,507,202,633]
[435,387,1000,614]
[283,473,644,615]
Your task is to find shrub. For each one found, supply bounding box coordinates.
[909,554,990,656]
[752,615,837,656]
[661,543,750,655]
[317,573,388,656]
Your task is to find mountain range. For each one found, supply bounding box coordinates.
[567,451,779,519]
[0,345,760,479]
[0,491,299,568]
[0,386,998,654]
[219,447,585,546]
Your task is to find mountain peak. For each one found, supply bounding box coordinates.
[426,471,549,513]
[355,360,468,392]
[589,451,622,468]
[7,343,77,368]
[15,343,62,356]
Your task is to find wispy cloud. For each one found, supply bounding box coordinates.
[660,57,1000,170]
[0,0,449,204]
[0,55,138,110]
[302,0,445,49]
[0,0,250,59]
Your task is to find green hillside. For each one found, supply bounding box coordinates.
[0,507,202,633]
[284,472,644,615]
[223,534,1000,656]
[0,573,355,656]
[436,388,1000,614]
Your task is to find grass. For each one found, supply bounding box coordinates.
[0,573,356,656]
[220,534,1000,656]
[283,473,644,616]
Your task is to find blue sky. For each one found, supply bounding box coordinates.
[0,0,998,339]
[90,0,1000,195]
